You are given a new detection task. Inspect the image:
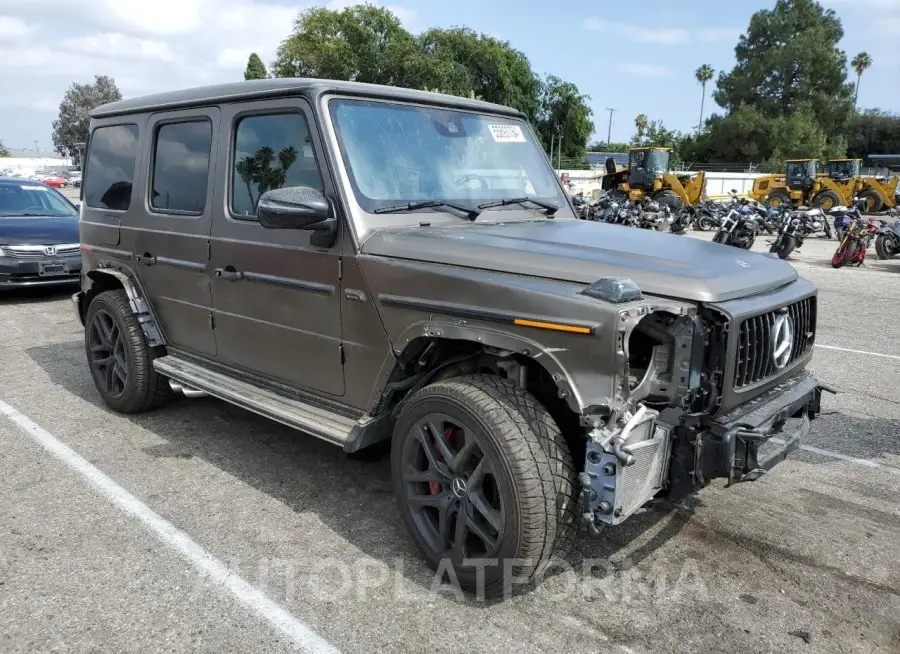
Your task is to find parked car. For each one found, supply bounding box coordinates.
[37,175,69,188]
[0,177,81,288]
[72,79,829,596]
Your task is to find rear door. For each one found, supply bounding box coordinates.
[208,99,344,396]
[132,108,219,356]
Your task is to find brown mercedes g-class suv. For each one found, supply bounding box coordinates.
[73,78,829,595]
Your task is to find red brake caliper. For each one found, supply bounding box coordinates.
[429,426,455,495]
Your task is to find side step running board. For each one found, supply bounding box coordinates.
[153,355,358,447]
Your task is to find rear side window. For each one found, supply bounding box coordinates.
[231,113,324,219]
[84,124,140,211]
[151,120,213,214]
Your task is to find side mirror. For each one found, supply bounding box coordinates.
[730,188,738,194]
[257,186,335,232]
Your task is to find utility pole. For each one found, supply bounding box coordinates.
[549,132,555,168]
[604,108,616,147]
[556,124,563,171]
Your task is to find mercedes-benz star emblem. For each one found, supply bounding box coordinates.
[772,311,794,369]
[451,477,468,498]
[43,246,56,256]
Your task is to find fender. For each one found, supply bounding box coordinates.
[85,269,165,347]
[366,318,587,414]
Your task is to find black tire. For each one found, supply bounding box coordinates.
[84,289,174,413]
[391,374,577,597]
[811,190,841,212]
[858,189,884,214]
[653,190,683,212]
[765,189,791,208]
[875,234,898,260]
[712,230,729,244]
[831,240,857,268]
[770,234,795,259]
[697,215,715,231]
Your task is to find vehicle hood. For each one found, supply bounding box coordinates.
[0,216,80,245]
[361,220,798,303]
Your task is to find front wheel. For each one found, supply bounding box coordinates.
[875,234,899,260]
[831,240,858,268]
[391,374,577,597]
[712,230,729,244]
[770,234,796,259]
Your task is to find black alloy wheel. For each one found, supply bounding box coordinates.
[400,413,503,564]
[88,308,128,399]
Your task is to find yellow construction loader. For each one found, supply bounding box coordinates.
[601,147,706,210]
[749,158,898,212]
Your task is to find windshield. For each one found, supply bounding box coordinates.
[828,161,858,179]
[0,183,78,217]
[328,98,570,217]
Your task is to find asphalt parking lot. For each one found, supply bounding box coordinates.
[1,206,899,652]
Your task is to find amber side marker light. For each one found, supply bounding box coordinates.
[513,318,593,335]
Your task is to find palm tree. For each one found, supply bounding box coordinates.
[851,52,872,107]
[634,113,649,144]
[695,64,714,132]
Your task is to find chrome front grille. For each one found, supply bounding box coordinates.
[734,296,816,390]
[0,244,80,259]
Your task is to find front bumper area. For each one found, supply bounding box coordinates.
[696,371,830,487]
[0,255,81,289]
[580,371,831,528]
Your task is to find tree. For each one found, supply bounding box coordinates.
[713,0,854,137]
[845,109,900,159]
[51,75,122,163]
[272,5,425,88]
[417,28,543,121]
[0,141,9,157]
[695,64,714,131]
[850,52,872,107]
[633,114,648,144]
[244,52,268,80]
[535,75,593,160]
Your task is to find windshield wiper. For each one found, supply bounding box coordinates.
[477,196,558,216]
[372,200,479,220]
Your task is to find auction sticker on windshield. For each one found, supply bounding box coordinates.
[20,185,48,191]
[488,124,526,143]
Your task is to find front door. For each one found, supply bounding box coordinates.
[132,108,219,356]
[208,99,344,397]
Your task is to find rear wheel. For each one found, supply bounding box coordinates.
[858,189,884,214]
[812,190,841,212]
[697,215,715,231]
[391,374,577,597]
[765,189,791,208]
[84,290,174,413]
[875,234,898,260]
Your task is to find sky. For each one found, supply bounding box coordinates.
[0,0,898,153]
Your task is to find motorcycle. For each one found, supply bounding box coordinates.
[768,212,806,259]
[874,220,900,260]
[795,207,832,238]
[830,200,878,268]
[712,203,759,249]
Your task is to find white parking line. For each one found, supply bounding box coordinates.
[815,344,900,361]
[0,399,342,654]
[769,437,900,477]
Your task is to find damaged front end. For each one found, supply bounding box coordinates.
[575,277,833,532]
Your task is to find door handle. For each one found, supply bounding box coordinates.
[137,252,157,266]
[214,266,243,282]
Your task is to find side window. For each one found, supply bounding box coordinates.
[151,120,212,214]
[84,124,140,211]
[231,112,324,219]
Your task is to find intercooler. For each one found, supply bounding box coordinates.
[585,408,671,526]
